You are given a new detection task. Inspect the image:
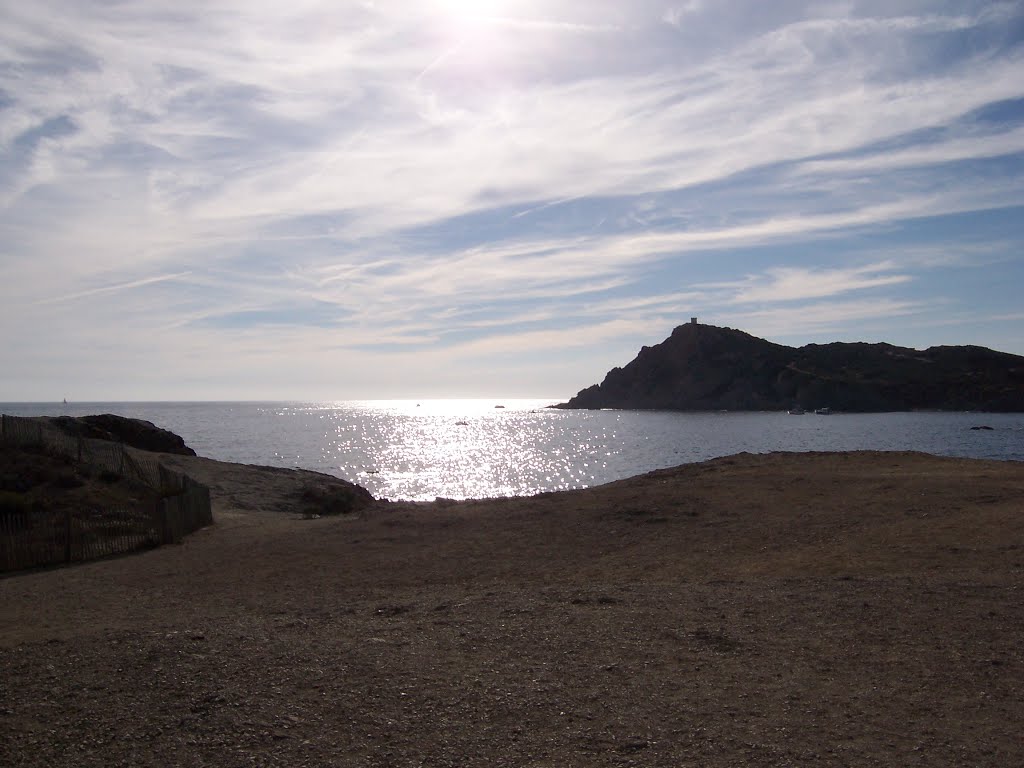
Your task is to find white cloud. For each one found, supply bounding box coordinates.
[663,2,703,28]
[705,263,912,304]
[796,126,1024,177]
[37,271,194,305]
[731,297,930,338]
[1,1,1023,398]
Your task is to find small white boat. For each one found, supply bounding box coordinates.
[814,407,832,415]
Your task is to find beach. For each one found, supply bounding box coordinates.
[2,450,1022,766]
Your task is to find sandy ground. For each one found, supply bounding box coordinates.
[1,450,1023,767]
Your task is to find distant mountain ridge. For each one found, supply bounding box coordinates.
[556,323,1024,412]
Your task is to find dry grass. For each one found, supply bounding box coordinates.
[1,450,1022,767]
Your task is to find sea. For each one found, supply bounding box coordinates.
[2,400,1022,501]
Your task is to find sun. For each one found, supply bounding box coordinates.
[434,0,508,25]
[424,0,526,78]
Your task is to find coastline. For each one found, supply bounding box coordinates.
[2,450,1022,766]
[4,406,1023,501]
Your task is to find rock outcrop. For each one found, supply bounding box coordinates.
[556,323,1024,412]
[46,414,198,456]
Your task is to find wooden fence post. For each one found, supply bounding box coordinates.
[157,498,171,544]
[154,499,163,544]
[64,510,72,563]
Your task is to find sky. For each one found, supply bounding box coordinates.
[1,0,1023,401]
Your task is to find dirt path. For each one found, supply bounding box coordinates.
[2,451,1022,766]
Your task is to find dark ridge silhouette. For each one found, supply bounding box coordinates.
[555,323,1024,412]
[45,414,198,456]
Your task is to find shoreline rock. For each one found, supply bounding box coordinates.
[45,414,199,456]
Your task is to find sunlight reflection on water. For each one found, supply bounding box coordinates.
[309,400,610,500]
[3,401,1023,501]
[231,401,1024,501]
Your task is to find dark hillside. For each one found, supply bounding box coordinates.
[44,414,197,456]
[557,323,1024,412]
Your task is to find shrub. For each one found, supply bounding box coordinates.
[0,491,39,517]
[50,473,85,490]
[300,484,363,517]
[0,472,22,493]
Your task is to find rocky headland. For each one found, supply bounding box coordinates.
[557,322,1024,412]
[44,413,200,456]
[1,414,375,521]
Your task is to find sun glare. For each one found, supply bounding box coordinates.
[434,0,507,25]
[424,0,520,75]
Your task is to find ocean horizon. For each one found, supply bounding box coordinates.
[3,400,1023,501]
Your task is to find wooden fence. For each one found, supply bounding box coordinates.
[0,507,162,572]
[0,415,173,493]
[0,414,213,573]
[156,476,213,545]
